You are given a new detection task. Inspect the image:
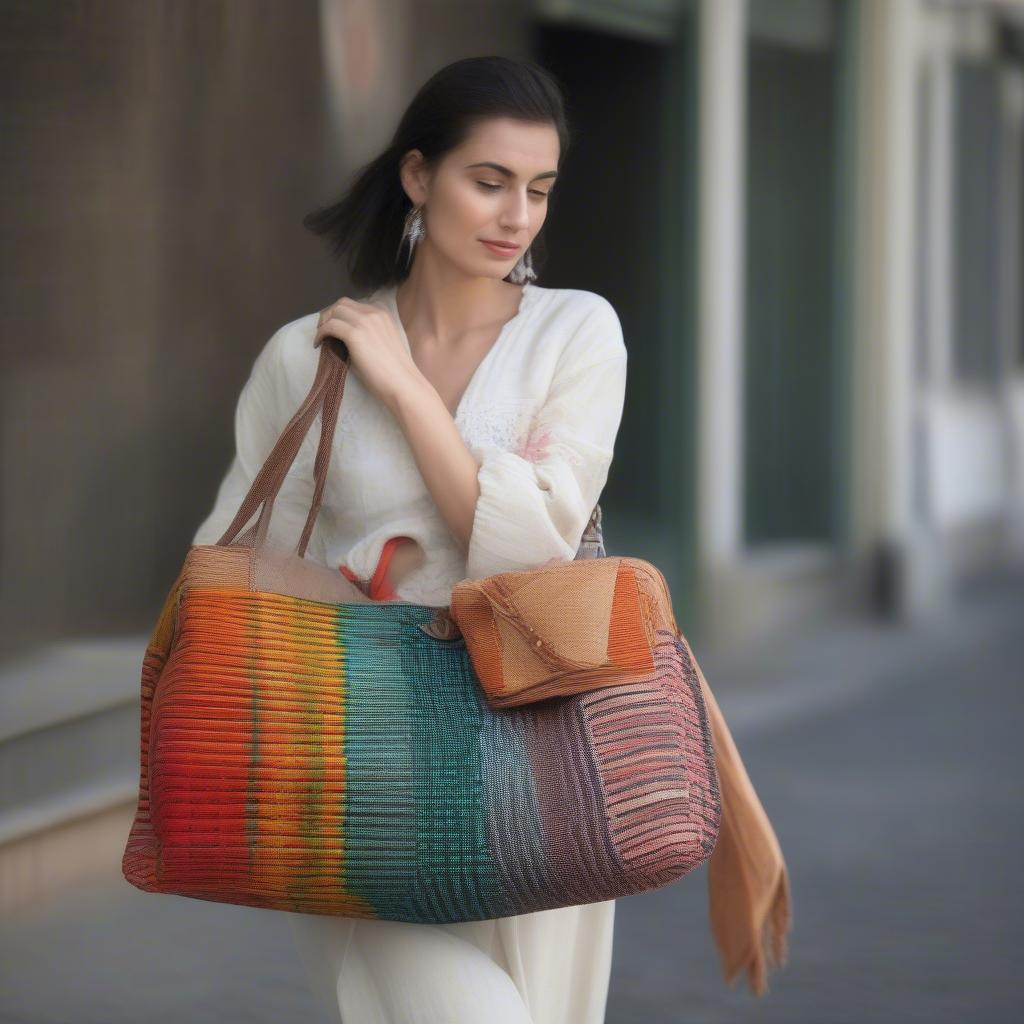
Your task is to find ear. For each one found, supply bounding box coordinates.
[398,148,430,206]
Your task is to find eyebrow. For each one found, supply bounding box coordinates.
[465,161,558,182]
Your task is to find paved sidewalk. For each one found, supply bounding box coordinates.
[2,568,1022,1023]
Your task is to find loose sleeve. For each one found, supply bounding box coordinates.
[464,299,628,579]
[190,321,327,563]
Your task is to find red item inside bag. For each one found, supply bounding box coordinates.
[338,535,414,601]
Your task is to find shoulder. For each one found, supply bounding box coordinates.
[266,310,321,365]
[256,287,391,388]
[531,285,620,326]
[266,292,387,368]
[529,286,627,371]
[248,311,321,397]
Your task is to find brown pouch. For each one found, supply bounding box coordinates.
[449,555,681,708]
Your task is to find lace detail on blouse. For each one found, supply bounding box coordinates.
[458,400,534,456]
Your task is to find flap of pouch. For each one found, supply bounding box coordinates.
[450,558,658,702]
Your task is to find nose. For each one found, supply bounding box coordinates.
[499,191,531,232]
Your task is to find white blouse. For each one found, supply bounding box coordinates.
[191,279,629,1023]
[192,280,629,605]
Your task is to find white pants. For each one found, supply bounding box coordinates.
[288,900,616,1024]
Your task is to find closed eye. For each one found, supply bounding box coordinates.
[477,181,549,199]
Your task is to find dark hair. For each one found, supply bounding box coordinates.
[302,55,571,293]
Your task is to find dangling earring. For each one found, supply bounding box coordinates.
[507,245,537,284]
[398,204,425,268]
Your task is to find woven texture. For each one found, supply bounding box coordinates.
[121,549,720,921]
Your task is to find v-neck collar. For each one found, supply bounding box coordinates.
[380,281,536,421]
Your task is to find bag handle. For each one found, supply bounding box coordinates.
[214,333,351,558]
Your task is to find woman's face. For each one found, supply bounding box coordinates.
[403,117,560,281]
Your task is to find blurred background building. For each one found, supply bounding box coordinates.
[2,0,1022,1004]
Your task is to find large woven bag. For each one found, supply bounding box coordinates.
[121,332,722,923]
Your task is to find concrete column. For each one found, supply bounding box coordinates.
[920,20,955,395]
[998,67,1024,552]
[696,0,746,630]
[851,0,946,619]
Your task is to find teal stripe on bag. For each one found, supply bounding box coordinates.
[404,616,501,922]
[339,604,420,919]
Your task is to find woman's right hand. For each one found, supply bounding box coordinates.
[314,298,422,413]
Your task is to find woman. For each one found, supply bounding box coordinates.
[191,56,627,1022]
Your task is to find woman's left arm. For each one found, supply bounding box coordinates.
[387,299,628,577]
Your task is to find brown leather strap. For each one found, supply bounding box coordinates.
[215,335,351,558]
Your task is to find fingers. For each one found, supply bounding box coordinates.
[313,315,348,348]
[314,299,388,348]
[314,307,364,349]
[317,299,348,328]
[317,297,385,326]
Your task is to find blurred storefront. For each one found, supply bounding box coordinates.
[528,0,1024,647]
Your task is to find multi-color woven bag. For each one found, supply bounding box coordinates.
[121,332,722,923]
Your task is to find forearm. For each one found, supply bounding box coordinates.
[386,376,481,551]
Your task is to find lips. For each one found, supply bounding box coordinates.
[481,239,520,255]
